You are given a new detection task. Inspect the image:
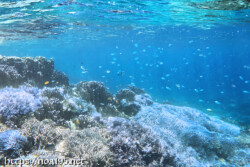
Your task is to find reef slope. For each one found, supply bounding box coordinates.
[0,56,249,167]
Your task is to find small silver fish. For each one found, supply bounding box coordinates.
[239,76,244,80]
[199,99,204,102]
[243,90,249,94]
[214,101,221,105]
[166,86,171,90]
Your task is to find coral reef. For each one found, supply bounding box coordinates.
[21,118,67,150]
[0,130,27,160]
[98,104,121,117]
[0,56,249,167]
[133,103,245,166]
[115,87,152,116]
[72,114,102,129]
[0,56,68,88]
[35,87,96,126]
[106,117,170,166]
[62,127,115,166]
[21,118,114,166]
[115,86,146,102]
[19,150,65,167]
[0,130,27,151]
[50,70,69,87]
[0,123,9,133]
[74,81,123,117]
[76,81,113,108]
[0,65,23,87]
[0,86,42,127]
[116,88,136,102]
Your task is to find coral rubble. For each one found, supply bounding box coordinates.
[0,56,249,167]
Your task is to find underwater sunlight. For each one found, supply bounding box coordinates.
[0,0,249,166]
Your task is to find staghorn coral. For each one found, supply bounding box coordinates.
[0,130,28,163]
[0,130,27,151]
[21,118,67,150]
[0,86,42,127]
[60,127,115,167]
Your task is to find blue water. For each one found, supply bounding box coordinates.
[0,0,250,126]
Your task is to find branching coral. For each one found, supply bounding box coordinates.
[0,86,42,127]
[21,118,67,150]
[0,129,28,162]
[62,127,115,167]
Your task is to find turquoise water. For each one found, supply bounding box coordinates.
[0,0,250,127]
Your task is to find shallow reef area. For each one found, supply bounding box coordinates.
[0,56,249,167]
